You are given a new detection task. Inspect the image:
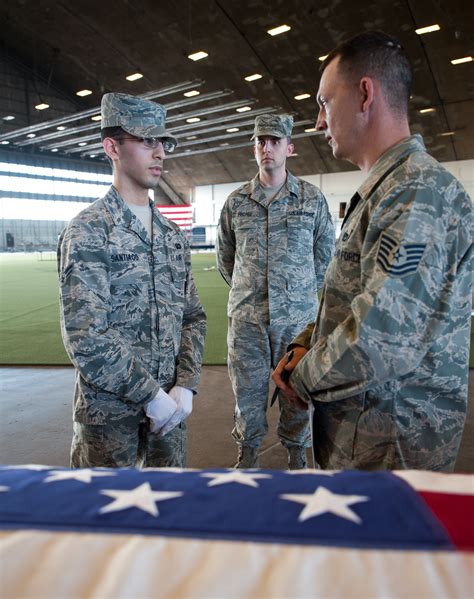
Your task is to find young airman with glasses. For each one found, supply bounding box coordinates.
[58,93,207,469]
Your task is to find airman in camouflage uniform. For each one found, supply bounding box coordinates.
[216,114,335,469]
[273,31,472,471]
[58,93,207,469]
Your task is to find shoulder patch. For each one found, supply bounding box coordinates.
[377,233,426,277]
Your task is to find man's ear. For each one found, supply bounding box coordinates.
[359,77,374,112]
[102,137,120,162]
[286,143,294,157]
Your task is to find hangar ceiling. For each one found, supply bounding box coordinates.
[0,0,473,202]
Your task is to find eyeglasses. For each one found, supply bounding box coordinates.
[118,136,176,153]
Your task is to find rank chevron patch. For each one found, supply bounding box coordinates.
[377,233,426,277]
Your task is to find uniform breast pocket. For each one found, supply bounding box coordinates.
[287,214,313,250]
[169,264,186,298]
[234,221,258,257]
[109,283,150,334]
[166,246,187,298]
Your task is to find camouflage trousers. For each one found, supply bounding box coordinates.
[227,317,311,450]
[71,412,187,468]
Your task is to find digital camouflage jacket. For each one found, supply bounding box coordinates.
[58,186,207,425]
[290,135,472,471]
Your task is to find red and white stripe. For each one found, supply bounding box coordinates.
[156,204,193,229]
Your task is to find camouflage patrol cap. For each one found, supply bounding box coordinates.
[251,113,294,140]
[101,93,177,146]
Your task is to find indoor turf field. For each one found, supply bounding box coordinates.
[1,252,473,367]
[0,252,228,365]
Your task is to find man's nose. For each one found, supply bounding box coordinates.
[315,110,327,131]
[153,143,166,159]
[262,140,272,150]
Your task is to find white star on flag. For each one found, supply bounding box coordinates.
[100,483,183,516]
[44,469,116,484]
[280,486,369,523]
[286,469,339,476]
[0,486,9,492]
[201,471,273,488]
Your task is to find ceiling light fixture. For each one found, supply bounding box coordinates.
[419,108,435,113]
[451,56,472,65]
[236,106,251,112]
[126,73,143,81]
[57,126,67,131]
[267,24,291,36]
[294,93,311,101]
[26,133,36,138]
[186,117,201,123]
[415,24,440,35]
[91,115,102,121]
[226,127,239,133]
[438,131,455,136]
[35,103,50,110]
[184,90,200,97]
[78,142,87,146]
[76,89,93,97]
[2,115,15,121]
[318,55,328,61]
[188,51,208,61]
[0,140,10,145]
[51,148,58,152]
[186,135,198,140]
[304,127,317,132]
[245,73,262,82]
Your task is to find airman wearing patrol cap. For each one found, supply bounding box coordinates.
[250,113,294,140]
[101,92,177,148]
[58,92,206,470]
[216,113,335,469]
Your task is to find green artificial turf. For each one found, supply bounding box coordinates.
[0,252,229,365]
[1,252,473,369]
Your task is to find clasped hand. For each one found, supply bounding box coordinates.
[272,346,308,410]
[145,386,193,436]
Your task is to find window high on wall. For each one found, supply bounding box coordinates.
[0,151,112,250]
[0,153,112,222]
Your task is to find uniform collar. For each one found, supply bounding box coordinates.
[249,170,298,203]
[357,134,426,200]
[104,185,175,241]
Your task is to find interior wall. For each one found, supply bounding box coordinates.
[193,158,474,236]
[0,219,67,251]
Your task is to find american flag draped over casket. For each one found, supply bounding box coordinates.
[0,466,472,598]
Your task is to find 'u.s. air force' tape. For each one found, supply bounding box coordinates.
[376,232,426,277]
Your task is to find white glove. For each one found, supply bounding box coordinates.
[168,386,193,418]
[158,387,193,436]
[145,388,179,434]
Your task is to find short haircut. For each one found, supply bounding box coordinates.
[100,126,126,142]
[101,126,128,169]
[320,31,412,117]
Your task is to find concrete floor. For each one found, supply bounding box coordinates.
[0,366,473,472]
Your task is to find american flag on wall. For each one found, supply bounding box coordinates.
[156,204,193,231]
